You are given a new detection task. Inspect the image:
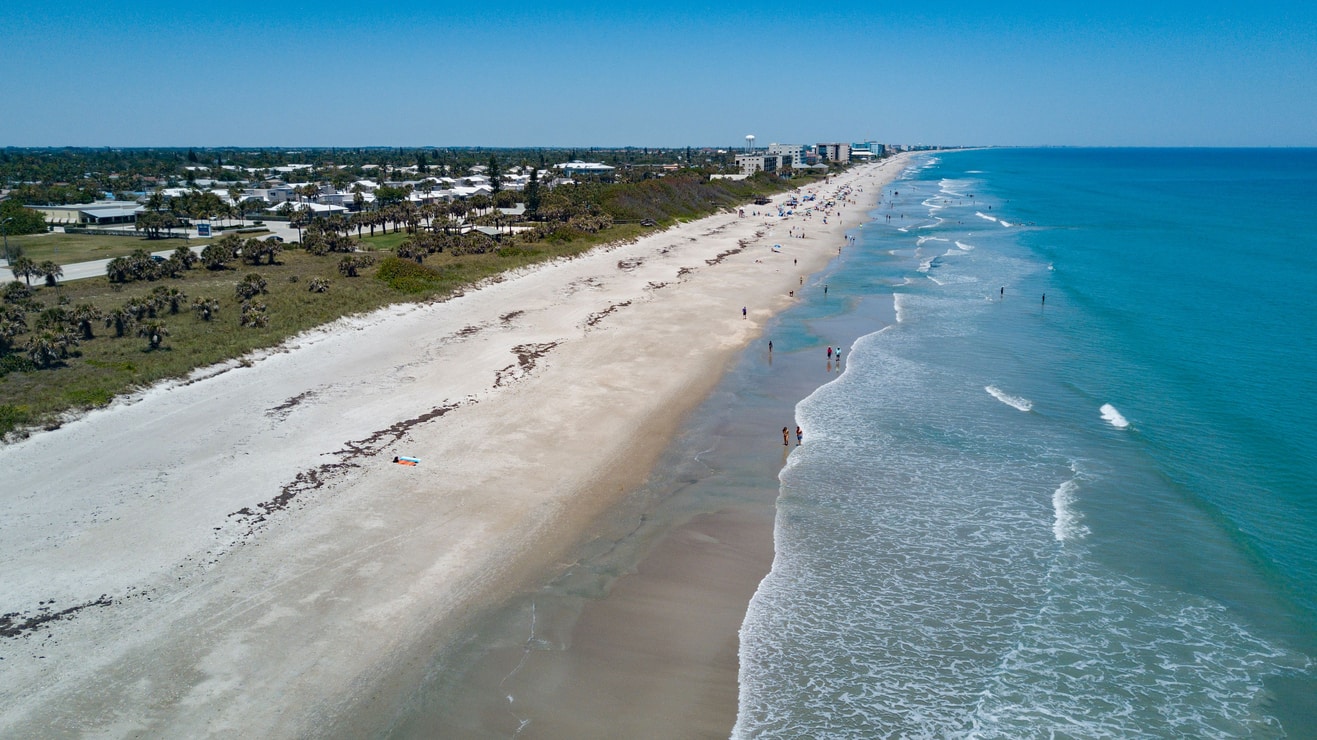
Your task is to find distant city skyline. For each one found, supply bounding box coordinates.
[3,1,1314,148]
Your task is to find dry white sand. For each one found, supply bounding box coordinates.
[0,155,909,737]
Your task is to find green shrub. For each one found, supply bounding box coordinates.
[64,387,114,407]
[375,257,445,294]
[0,354,38,377]
[0,403,30,435]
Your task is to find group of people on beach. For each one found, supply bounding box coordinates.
[747,176,870,452]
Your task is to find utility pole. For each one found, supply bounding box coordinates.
[1,217,12,266]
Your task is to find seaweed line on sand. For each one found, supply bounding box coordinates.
[1,596,113,640]
[705,246,745,266]
[229,402,463,533]
[265,390,317,420]
[584,301,633,329]
[494,341,562,388]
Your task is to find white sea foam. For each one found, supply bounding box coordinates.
[917,257,934,273]
[985,385,1032,412]
[894,293,908,323]
[954,240,976,251]
[916,235,949,246]
[975,212,998,223]
[917,217,945,229]
[1100,403,1130,429]
[1051,478,1088,542]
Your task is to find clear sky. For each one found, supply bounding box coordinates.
[2,1,1314,147]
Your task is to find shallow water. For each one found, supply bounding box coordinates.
[736,149,1317,738]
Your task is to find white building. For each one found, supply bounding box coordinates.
[767,143,804,168]
[734,153,790,176]
[31,202,144,226]
[557,161,616,178]
[816,143,852,164]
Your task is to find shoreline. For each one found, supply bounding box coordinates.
[0,156,910,737]
[380,166,909,736]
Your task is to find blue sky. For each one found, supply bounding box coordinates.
[2,1,1314,147]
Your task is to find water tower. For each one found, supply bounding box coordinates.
[745,134,756,152]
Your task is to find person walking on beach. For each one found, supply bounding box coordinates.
[742,306,747,319]
[796,426,803,445]
[827,346,833,360]
[783,427,790,446]
[768,340,773,352]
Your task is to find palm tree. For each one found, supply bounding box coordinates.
[260,239,282,265]
[228,184,246,226]
[239,301,269,327]
[35,306,70,331]
[153,286,187,314]
[191,297,219,321]
[137,320,168,350]
[0,305,28,352]
[469,194,491,216]
[70,303,103,339]
[396,239,426,264]
[171,245,199,270]
[105,256,133,283]
[9,256,37,287]
[291,205,312,241]
[200,243,234,271]
[104,306,136,337]
[26,329,75,367]
[235,273,268,301]
[38,261,63,287]
[337,253,375,277]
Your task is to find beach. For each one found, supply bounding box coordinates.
[0,156,907,738]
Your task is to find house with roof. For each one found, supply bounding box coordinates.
[31,201,144,225]
[265,202,349,216]
[557,161,616,178]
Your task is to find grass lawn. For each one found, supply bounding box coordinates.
[6,232,185,265]
[7,227,272,266]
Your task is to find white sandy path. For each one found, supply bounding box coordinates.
[0,156,909,737]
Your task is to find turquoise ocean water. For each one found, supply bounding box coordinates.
[735,149,1317,737]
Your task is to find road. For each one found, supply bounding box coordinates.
[0,221,300,284]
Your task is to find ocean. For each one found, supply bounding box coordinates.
[734,149,1317,738]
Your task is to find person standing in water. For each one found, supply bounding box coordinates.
[796,426,803,445]
[782,427,790,446]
